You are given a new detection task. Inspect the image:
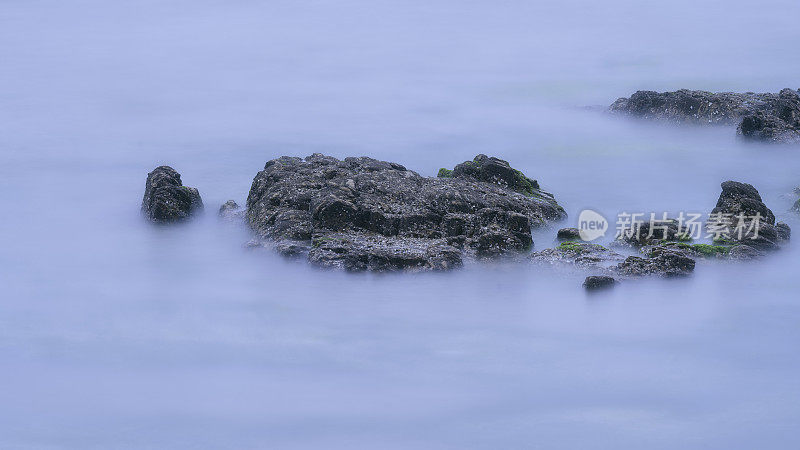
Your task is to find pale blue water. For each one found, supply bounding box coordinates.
[2,0,800,448]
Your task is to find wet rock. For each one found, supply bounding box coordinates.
[610,88,800,143]
[644,241,731,259]
[737,89,800,143]
[727,244,765,260]
[532,241,696,278]
[617,246,695,277]
[776,222,791,241]
[583,275,616,290]
[446,154,544,197]
[531,242,625,269]
[556,227,581,241]
[614,218,689,248]
[218,200,244,220]
[708,181,789,252]
[246,154,565,271]
[141,166,203,223]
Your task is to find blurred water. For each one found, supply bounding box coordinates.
[2,0,800,448]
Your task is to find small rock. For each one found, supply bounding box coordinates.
[141,166,203,223]
[218,200,244,220]
[583,275,616,290]
[556,227,581,241]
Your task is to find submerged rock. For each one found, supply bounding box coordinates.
[532,241,695,278]
[246,154,565,271]
[583,275,616,290]
[141,166,203,223]
[609,88,800,143]
[218,200,244,220]
[531,241,625,269]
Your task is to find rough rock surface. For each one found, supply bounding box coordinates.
[219,200,244,220]
[141,166,203,223]
[532,241,695,277]
[583,275,616,290]
[609,88,800,143]
[531,242,625,270]
[246,153,565,271]
[556,227,581,241]
[614,218,689,248]
[617,246,695,277]
[708,181,790,251]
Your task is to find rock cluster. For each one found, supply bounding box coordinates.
[245,154,565,271]
[141,166,203,223]
[609,88,800,143]
[534,180,791,286]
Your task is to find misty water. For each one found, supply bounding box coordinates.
[2,0,800,448]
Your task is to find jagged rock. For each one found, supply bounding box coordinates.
[556,227,581,241]
[246,154,565,271]
[738,89,800,143]
[141,166,203,223]
[583,275,616,290]
[708,181,789,251]
[609,88,800,143]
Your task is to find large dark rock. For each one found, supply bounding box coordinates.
[610,88,800,143]
[708,181,789,251]
[141,166,203,223]
[246,154,565,271]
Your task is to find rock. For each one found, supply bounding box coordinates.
[583,275,616,290]
[556,227,581,241]
[776,222,791,241]
[446,154,544,197]
[708,181,789,251]
[218,200,244,220]
[737,89,800,143]
[609,88,800,143]
[727,244,765,260]
[141,166,203,223]
[614,218,689,247]
[643,241,731,259]
[617,246,695,277]
[532,241,696,278]
[531,242,625,269]
[246,154,565,271]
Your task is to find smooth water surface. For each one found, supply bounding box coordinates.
[2,0,800,448]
